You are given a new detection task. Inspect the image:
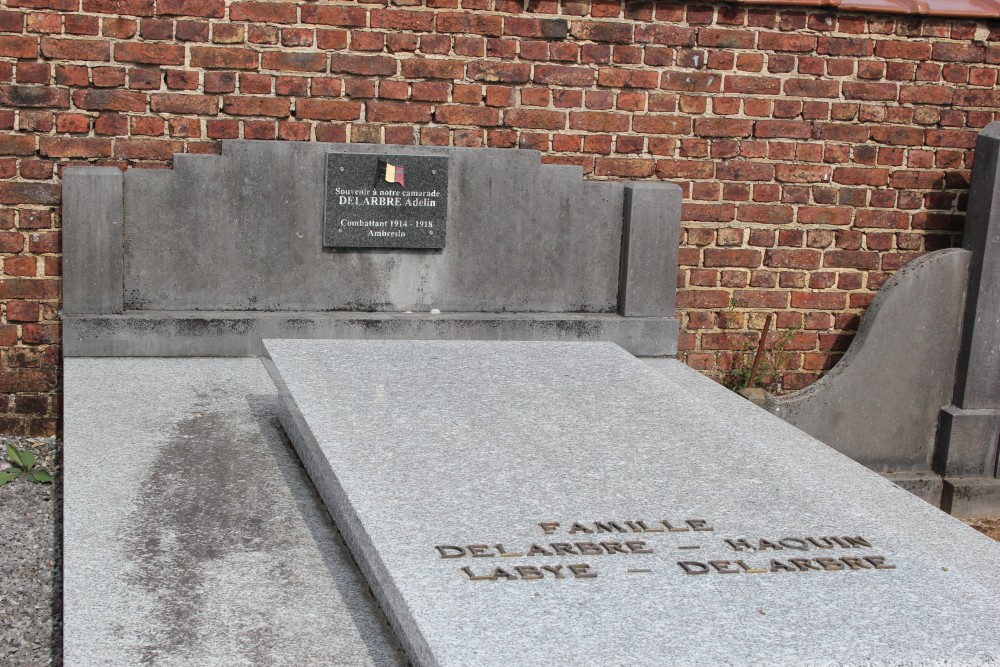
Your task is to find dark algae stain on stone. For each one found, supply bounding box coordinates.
[125,393,282,665]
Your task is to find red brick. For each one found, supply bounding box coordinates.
[39,136,112,158]
[401,58,465,79]
[731,289,790,308]
[704,248,762,268]
[506,16,568,39]
[0,135,35,156]
[755,120,812,139]
[367,101,431,123]
[73,89,147,112]
[534,64,595,86]
[503,108,565,130]
[115,42,185,65]
[724,75,781,95]
[698,27,754,48]
[6,301,39,322]
[569,20,631,43]
[833,167,888,186]
[330,54,397,76]
[83,0,152,14]
[633,115,690,134]
[150,93,219,115]
[676,289,730,308]
[437,12,502,36]
[302,5,367,27]
[262,51,327,73]
[764,249,821,269]
[222,96,290,117]
[0,36,38,59]
[790,291,847,310]
[842,82,898,101]
[295,98,362,121]
[467,61,531,83]
[434,105,500,126]
[931,42,985,63]
[0,85,69,108]
[188,47,257,70]
[231,2,296,23]
[716,162,773,181]
[569,111,628,132]
[758,32,815,52]
[695,118,753,138]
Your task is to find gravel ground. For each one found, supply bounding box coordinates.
[0,435,997,667]
[0,437,61,667]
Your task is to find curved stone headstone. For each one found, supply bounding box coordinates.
[768,248,970,474]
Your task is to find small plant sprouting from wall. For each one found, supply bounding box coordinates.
[0,444,53,486]
[722,303,802,395]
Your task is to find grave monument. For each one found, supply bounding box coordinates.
[63,139,1000,665]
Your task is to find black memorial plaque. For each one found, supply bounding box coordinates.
[324,153,448,249]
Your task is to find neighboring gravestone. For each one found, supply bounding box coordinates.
[264,339,1000,667]
[324,153,448,249]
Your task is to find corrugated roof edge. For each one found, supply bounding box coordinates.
[732,0,1000,19]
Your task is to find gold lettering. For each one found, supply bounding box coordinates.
[626,541,653,554]
[575,542,604,556]
[515,565,543,580]
[538,522,560,534]
[467,544,493,558]
[710,560,739,574]
[541,564,566,579]
[526,544,553,557]
[864,556,895,570]
[568,564,598,578]
[436,545,466,559]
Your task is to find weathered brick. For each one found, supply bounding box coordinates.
[0,85,69,108]
[73,89,147,112]
[191,46,259,70]
[401,58,465,79]
[150,93,219,115]
[434,105,500,126]
[222,95,291,117]
[231,2,297,23]
[534,65,595,86]
[695,118,753,138]
[115,42,185,65]
[295,99,361,121]
[0,36,38,59]
[367,101,432,123]
[262,51,328,73]
[506,17,568,40]
[467,61,531,83]
[437,13,503,36]
[569,20,631,43]
[331,54,397,76]
[301,5,367,27]
[569,111,629,132]
[504,108,565,130]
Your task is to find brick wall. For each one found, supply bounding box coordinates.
[1,0,995,435]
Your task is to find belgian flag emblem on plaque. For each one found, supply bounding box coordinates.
[380,160,405,187]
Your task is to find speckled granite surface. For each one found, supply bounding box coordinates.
[266,339,1000,667]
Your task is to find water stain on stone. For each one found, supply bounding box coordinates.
[125,393,283,665]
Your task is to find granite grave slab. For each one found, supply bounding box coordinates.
[64,358,406,666]
[265,339,1000,667]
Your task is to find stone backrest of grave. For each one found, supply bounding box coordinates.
[62,141,680,357]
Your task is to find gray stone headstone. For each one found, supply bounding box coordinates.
[264,339,1000,667]
[324,152,448,249]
